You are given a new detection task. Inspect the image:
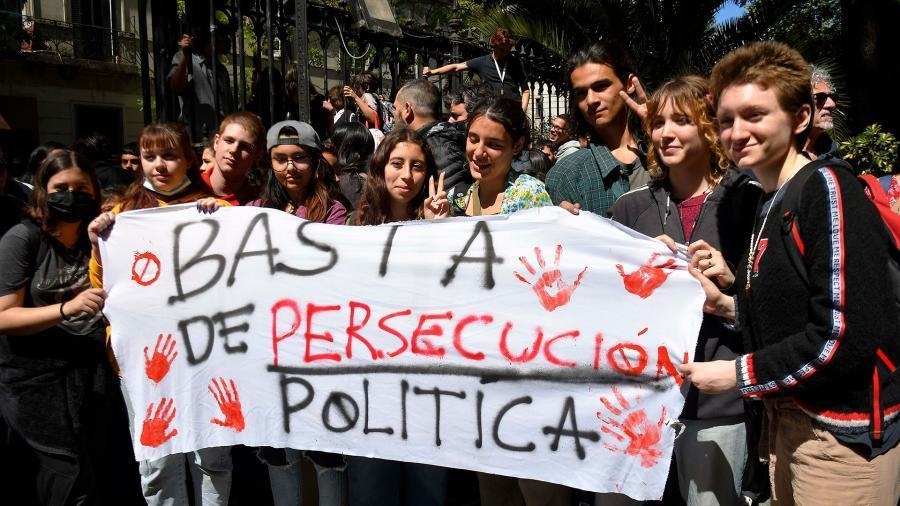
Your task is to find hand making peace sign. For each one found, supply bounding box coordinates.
[619,76,650,120]
[423,171,449,220]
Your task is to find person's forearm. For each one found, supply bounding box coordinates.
[170,56,190,93]
[356,98,378,126]
[711,293,736,321]
[521,89,531,111]
[0,305,64,336]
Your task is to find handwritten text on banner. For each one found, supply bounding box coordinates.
[100,205,704,500]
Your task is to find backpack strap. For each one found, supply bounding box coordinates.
[779,158,855,285]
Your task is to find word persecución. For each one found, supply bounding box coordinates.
[100,205,704,501]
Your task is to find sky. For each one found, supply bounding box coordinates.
[714,0,748,24]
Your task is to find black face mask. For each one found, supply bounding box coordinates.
[47,190,97,223]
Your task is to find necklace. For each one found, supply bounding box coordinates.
[745,177,793,293]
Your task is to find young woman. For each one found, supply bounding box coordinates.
[353,127,448,225]
[609,75,762,505]
[453,97,552,216]
[680,41,900,504]
[248,120,347,224]
[87,122,230,506]
[0,149,139,504]
[348,127,448,506]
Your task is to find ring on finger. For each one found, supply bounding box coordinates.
[707,252,713,260]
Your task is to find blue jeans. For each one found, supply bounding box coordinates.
[348,456,447,506]
[263,449,347,506]
[139,447,233,506]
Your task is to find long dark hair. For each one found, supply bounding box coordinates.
[332,122,375,175]
[28,149,100,239]
[119,122,201,211]
[259,145,332,222]
[353,127,436,225]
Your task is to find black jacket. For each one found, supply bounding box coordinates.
[418,121,471,198]
[736,163,900,455]
[610,169,762,419]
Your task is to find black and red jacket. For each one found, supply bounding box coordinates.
[735,162,900,456]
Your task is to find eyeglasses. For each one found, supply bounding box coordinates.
[549,124,566,132]
[272,154,312,170]
[814,92,838,106]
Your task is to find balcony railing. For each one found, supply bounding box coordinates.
[2,12,144,67]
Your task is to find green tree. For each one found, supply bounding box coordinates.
[462,0,804,88]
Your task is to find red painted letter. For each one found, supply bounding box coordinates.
[607,343,649,376]
[304,303,342,363]
[453,314,492,361]
[346,301,378,360]
[543,330,580,368]
[410,312,453,357]
[499,322,543,363]
[378,309,411,357]
[655,345,686,386]
[271,298,301,367]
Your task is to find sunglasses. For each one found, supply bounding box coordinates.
[814,92,838,106]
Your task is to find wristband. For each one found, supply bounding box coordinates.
[59,301,69,321]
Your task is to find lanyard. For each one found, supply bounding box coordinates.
[492,56,507,95]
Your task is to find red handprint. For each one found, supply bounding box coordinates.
[615,253,677,299]
[140,398,178,447]
[209,377,245,432]
[144,333,178,384]
[514,245,588,312]
[596,387,666,468]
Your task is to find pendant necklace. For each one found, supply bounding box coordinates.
[745,175,794,293]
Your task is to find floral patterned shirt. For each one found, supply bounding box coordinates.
[453,171,552,215]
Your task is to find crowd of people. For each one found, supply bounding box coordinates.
[0,25,898,506]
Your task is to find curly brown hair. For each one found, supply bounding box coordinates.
[644,75,729,183]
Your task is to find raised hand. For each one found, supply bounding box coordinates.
[514,245,588,312]
[596,387,666,468]
[616,253,677,299]
[209,377,245,432]
[140,398,178,447]
[687,240,734,289]
[618,75,649,120]
[144,333,178,384]
[422,66,432,77]
[423,171,449,219]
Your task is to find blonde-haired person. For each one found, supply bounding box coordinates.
[681,41,900,505]
[608,75,762,505]
[87,121,230,506]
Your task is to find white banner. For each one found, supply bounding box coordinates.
[100,205,704,500]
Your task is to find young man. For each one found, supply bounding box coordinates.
[548,114,580,160]
[120,143,140,172]
[802,65,840,160]
[202,111,264,205]
[544,42,649,216]
[423,27,530,112]
[681,41,900,505]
